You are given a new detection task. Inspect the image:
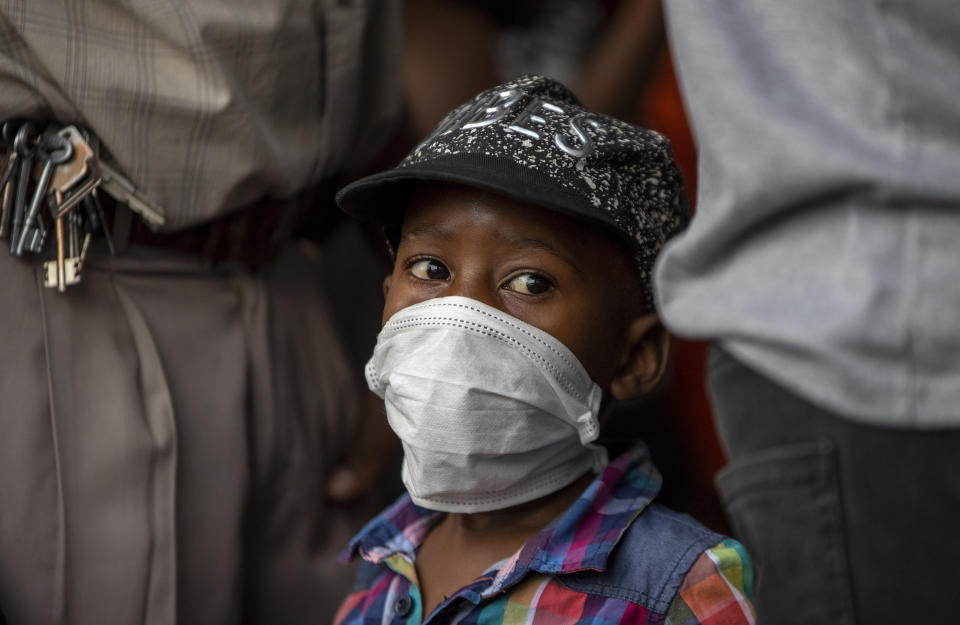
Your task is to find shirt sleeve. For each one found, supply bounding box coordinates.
[664,539,756,625]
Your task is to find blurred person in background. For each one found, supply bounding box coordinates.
[0,2,400,624]
[403,0,664,135]
[657,0,960,622]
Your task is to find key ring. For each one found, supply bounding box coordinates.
[35,132,73,164]
[13,121,39,157]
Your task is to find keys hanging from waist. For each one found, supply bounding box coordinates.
[0,119,167,292]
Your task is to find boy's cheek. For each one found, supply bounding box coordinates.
[381,272,434,325]
[381,274,393,300]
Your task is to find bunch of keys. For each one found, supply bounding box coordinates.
[0,120,166,292]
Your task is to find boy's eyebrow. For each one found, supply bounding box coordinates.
[499,232,585,277]
[400,223,451,240]
[402,224,584,277]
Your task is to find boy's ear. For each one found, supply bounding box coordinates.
[382,274,393,299]
[609,314,670,401]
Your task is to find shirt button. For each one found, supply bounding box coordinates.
[393,594,413,617]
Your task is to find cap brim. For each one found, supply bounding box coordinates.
[336,152,626,246]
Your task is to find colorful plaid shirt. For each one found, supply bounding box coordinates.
[334,446,755,625]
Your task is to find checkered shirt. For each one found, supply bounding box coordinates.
[334,446,755,625]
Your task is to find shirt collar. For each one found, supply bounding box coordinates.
[340,444,661,592]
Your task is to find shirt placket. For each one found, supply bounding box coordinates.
[381,553,424,623]
[380,552,506,624]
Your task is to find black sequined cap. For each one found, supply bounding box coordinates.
[336,74,689,309]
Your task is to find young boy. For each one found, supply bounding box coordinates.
[333,75,755,624]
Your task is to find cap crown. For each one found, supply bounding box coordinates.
[339,75,689,308]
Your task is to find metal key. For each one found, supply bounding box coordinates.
[76,230,92,273]
[0,122,21,238]
[0,155,13,239]
[77,194,97,268]
[53,190,72,291]
[9,122,38,254]
[45,190,84,291]
[64,209,84,286]
[72,211,82,257]
[0,122,23,186]
[99,161,166,229]
[23,211,49,254]
[54,216,66,291]
[69,205,92,277]
[83,191,115,255]
[67,209,77,258]
[49,126,101,219]
[15,133,72,256]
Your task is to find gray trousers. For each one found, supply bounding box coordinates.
[708,344,960,624]
[0,241,378,625]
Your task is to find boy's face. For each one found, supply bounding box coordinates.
[382,182,647,389]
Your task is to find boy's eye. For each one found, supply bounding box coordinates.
[409,258,451,280]
[505,273,552,295]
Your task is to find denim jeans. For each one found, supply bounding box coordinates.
[708,344,960,624]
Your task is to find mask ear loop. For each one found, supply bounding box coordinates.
[574,385,604,445]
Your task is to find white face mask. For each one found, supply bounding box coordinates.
[365,296,608,513]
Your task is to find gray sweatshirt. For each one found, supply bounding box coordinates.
[656,0,960,428]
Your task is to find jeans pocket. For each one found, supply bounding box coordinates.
[715,440,856,625]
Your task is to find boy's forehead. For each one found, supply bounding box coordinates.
[400,182,633,259]
[403,181,561,230]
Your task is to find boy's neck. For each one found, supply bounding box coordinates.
[416,470,596,617]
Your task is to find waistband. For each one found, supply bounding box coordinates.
[109,183,333,268]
